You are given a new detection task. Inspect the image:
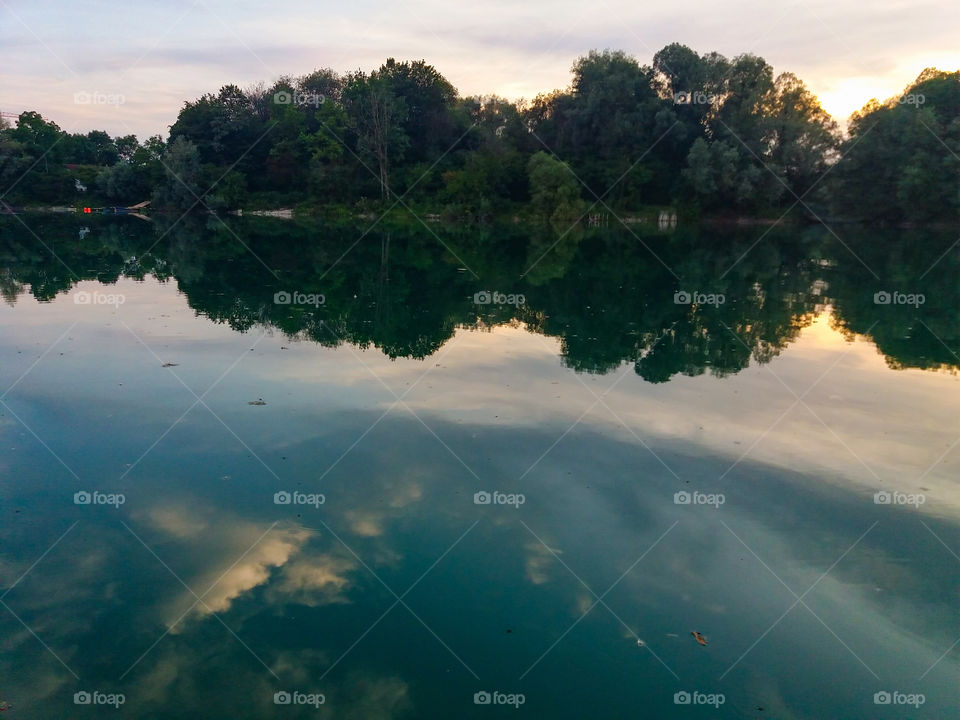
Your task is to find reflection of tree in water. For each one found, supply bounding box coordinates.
[824,228,959,372]
[0,268,23,306]
[0,215,955,380]
[522,222,584,286]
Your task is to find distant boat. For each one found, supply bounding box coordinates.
[104,200,151,215]
[82,200,151,222]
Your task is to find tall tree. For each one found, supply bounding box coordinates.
[832,69,960,221]
[153,137,202,210]
[343,71,409,200]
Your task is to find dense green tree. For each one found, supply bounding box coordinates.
[95,162,138,200]
[8,112,64,170]
[342,71,409,199]
[832,69,960,222]
[374,58,460,164]
[169,85,265,171]
[684,137,768,208]
[94,134,163,203]
[527,151,585,221]
[525,50,667,207]
[650,44,728,184]
[0,130,27,196]
[152,136,202,210]
[440,95,530,211]
[115,134,140,162]
[0,49,953,221]
[766,73,838,196]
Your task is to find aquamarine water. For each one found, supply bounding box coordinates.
[0,215,957,718]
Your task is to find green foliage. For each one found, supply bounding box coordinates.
[152,137,202,210]
[525,50,663,207]
[527,151,585,221]
[2,215,955,379]
[832,69,960,222]
[205,170,247,210]
[96,162,139,200]
[342,70,410,199]
[0,50,954,222]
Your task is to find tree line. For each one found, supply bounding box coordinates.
[1,46,957,222]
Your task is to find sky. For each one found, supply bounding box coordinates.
[2,0,959,139]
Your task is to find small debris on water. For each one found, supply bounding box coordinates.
[636,638,645,647]
[248,398,267,406]
[691,630,708,646]
[161,362,178,367]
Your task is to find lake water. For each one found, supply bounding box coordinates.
[0,214,957,718]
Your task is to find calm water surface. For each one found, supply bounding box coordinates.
[0,215,958,718]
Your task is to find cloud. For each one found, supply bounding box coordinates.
[2,0,958,136]
[140,503,315,627]
[268,553,356,606]
[525,540,559,585]
[187,529,312,618]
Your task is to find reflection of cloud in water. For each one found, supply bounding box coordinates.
[268,554,356,607]
[131,640,409,719]
[333,674,410,720]
[192,530,312,618]
[346,511,385,537]
[143,504,316,627]
[524,541,559,585]
[345,477,424,538]
[234,314,960,518]
[147,505,208,539]
[142,475,429,626]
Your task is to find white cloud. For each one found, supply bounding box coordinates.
[2,0,957,136]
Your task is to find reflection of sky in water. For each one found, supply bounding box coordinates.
[0,278,957,718]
